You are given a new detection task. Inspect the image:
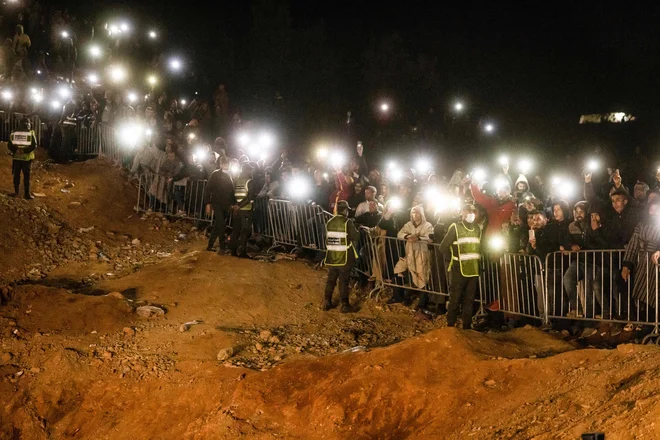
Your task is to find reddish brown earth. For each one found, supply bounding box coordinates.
[2,151,660,440]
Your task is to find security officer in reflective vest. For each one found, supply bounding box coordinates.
[439,204,482,329]
[230,163,256,258]
[323,200,360,313]
[8,117,37,200]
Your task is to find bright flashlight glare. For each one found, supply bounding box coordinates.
[551,176,561,186]
[288,177,310,199]
[259,132,274,148]
[237,133,250,146]
[454,102,464,112]
[560,181,575,198]
[127,92,138,103]
[389,197,402,210]
[87,73,99,84]
[147,75,158,86]
[330,151,345,169]
[148,30,157,39]
[188,133,196,141]
[145,128,153,137]
[387,161,396,170]
[118,123,145,148]
[170,59,182,71]
[498,155,508,166]
[489,235,505,251]
[32,94,43,103]
[587,159,599,172]
[193,147,207,162]
[180,99,186,105]
[260,151,269,161]
[58,87,71,99]
[494,177,508,190]
[322,172,329,179]
[380,103,390,112]
[51,100,61,109]
[519,158,533,174]
[109,24,119,34]
[61,31,69,38]
[415,158,431,174]
[316,147,328,159]
[390,168,403,183]
[484,123,495,133]
[120,22,129,32]
[473,168,487,182]
[230,163,240,175]
[109,65,127,83]
[89,45,101,58]
[1,90,12,101]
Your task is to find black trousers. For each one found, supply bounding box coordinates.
[230,210,253,253]
[324,252,355,304]
[446,265,478,329]
[12,160,31,196]
[208,207,228,250]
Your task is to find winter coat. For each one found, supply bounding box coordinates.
[471,183,516,236]
[622,221,660,308]
[396,205,434,288]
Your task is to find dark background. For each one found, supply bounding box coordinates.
[42,1,660,176]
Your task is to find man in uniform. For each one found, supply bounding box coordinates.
[323,200,359,313]
[439,204,482,329]
[8,117,37,200]
[230,163,256,258]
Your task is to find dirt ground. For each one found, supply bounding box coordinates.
[3,153,660,439]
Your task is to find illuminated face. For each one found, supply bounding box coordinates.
[380,184,389,197]
[532,213,546,230]
[553,205,564,222]
[574,206,586,222]
[634,184,647,201]
[591,213,601,225]
[365,188,376,201]
[354,183,362,194]
[649,193,660,205]
[368,201,377,213]
[411,209,422,225]
[517,182,526,192]
[649,204,658,217]
[611,195,627,214]
[497,188,509,200]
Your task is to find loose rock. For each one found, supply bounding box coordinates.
[217,347,235,361]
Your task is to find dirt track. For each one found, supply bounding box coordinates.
[3,152,660,439]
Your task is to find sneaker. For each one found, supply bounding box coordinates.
[321,300,333,311]
[623,323,634,332]
[24,194,34,200]
[205,247,215,252]
[339,303,353,314]
[610,324,623,337]
[581,327,598,338]
[9,193,18,198]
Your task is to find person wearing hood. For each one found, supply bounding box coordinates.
[470,179,515,238]
[568,201,589,250]
[439,204,482,329]
[514,174,530,202]
[323,200,360,313]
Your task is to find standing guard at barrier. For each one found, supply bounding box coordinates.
[8,117,37,200]
[230,163,256,258]
[440,204,482,329]
[204,157,236,253]
[323,200,359,313]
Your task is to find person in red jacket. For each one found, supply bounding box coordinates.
[470,181,515,237]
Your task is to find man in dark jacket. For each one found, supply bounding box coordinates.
[585,174,637,248]
[204,157,236,253]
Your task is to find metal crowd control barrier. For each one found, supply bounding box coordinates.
[368,235,449,301]
[135,172,214,224]
[499,253,547,321]
[0,111,43,144]
[355,227,376,280]
[266,199,331,252]
[75,123,100,156]
[545,250,658,329]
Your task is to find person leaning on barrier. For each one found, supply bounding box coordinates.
[204,156,237,253]
[439,204,482,329]
[230,163,257,258]
[323,200,359,313]
[621,201,660,312]
[8,116,37,200]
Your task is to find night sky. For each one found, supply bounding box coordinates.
[58,1,660,168]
